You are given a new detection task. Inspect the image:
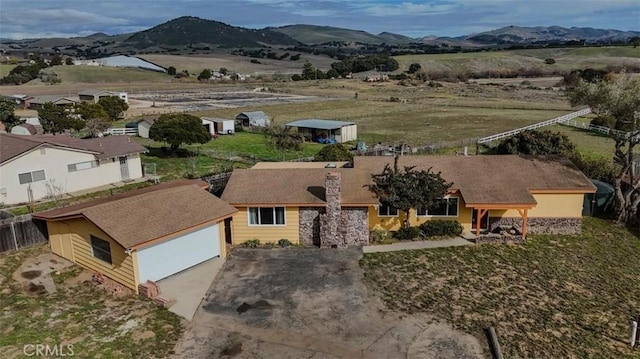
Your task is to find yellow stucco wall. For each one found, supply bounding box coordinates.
[369,194,475,232]
[232,207,300,244]
[46,218,137,291]
[491,193,585,218]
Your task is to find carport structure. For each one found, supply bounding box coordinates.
[286,119,357,143]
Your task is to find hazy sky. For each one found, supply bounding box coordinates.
[0,0,638,39]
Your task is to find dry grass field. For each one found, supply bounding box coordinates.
[361,217,640,358]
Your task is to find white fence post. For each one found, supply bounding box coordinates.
[10,221,18,250]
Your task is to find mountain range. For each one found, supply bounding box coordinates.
[1,16,638,55]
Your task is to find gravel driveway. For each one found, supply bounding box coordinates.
[172,248,485,359]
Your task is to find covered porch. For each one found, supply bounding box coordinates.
[468,204,535,238]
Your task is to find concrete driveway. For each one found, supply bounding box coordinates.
[157,258,224,321]
[173,248,485,359]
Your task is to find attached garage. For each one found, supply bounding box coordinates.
[34,180,237,293]
[136,223,221,282]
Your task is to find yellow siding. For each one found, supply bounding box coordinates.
[493,193,585,218]
[48,222,64,257]
[49,218,137,292]
[368,194,475,232]
[218,222,227,258]
[232,207,300,244]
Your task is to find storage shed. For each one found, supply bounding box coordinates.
[235,111,270,128]
[286,119,357,143]
[202,117,235,135]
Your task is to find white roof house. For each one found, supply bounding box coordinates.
[90,55,166,73]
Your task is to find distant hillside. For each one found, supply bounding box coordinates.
[270,25,410,45]
[124,16,299,48]
[466,26,640,44]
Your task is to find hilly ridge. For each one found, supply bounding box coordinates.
[124,16,299,48]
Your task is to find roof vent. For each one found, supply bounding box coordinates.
[325,162,337,168]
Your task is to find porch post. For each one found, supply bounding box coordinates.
[475,208,481,236]
[522,209,528,237]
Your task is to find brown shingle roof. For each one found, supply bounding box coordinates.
[33,180,237,249]
[0,133,147,163]
[221,168,377,206]
[354,155,596,206]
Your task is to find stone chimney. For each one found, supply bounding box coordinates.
[320,172,342,248]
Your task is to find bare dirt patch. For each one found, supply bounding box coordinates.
[173,248,483,358]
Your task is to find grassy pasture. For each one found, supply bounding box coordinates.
[50,65,170,83]
[394,46,640,74]
[0,64,16,77]
[360,217,640,358]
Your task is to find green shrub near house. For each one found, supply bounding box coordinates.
[419,220,463,238]
[393,226,422,240]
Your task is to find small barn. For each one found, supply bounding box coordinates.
[136,118,156,139]
[235,111,270,128]
[202,117,235,135]
[79,89,129,104]
[286,119,357,143]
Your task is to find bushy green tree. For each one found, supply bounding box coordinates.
[314,143,354,161]
[496,130,575,155]
[0,97,22,131]
[569,73,640,224]
[370,156,452,229]
[408,63,421,74]
[149,113,211,153]
[38,103,83,134]
[265,125,304,152]
[75,102,108,137]
[167,66,177,76]
[198,69,212,81]
[97,96,128,121]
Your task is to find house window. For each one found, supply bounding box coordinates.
[90,235,112,264]
[248,207,286,225]
[378,202,399,217]
[68,160,99,172]
[18,170,46,184]
[417,198,459,217]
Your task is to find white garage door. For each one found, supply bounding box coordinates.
[137,223,220,283]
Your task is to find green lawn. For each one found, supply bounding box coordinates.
[52,65,170,83]
[0,64,16,77]
[136,132,324,163]
[0,245,182,358]
[360,217,640,358]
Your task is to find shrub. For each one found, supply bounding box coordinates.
[544,58,556,65]
[242,239,260,248]
[262,242,276,248]
[589,115,615,128]
[278,238,292,248]
[370,229,392,244]
[393,226,422,240]
[419,220,463,238]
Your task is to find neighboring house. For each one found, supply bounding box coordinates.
[0,133,147,205]
[286,119,357,143]
[221,155,596,247]
[202,117,235,135]
[78,89,128,104]
[4,94,30,108]
[235,111,270,128]
[10,123,38,135]
[33,180,237,293]
[26,96,78,110]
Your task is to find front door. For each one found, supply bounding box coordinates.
[119,156,130,180]
[471,208,489,231]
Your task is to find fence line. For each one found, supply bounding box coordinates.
[106,127,138,136]
[0,214,48,253]
[477,107,592,144]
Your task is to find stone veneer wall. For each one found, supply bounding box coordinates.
[338,208,369,247]
[489,217,583,235]
[299,207,323,246]
[321,172,342,248]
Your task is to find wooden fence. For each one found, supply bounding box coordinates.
[0,214,48,253]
